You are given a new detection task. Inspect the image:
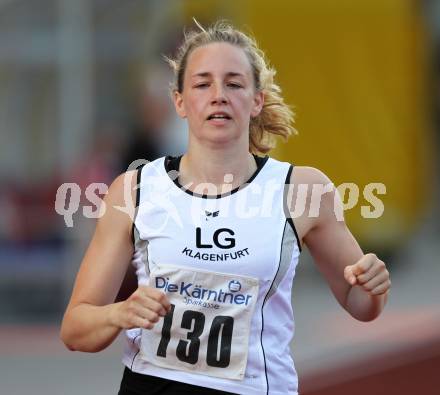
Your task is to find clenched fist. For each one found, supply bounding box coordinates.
[112,286,171,330]
[344,253,391,296]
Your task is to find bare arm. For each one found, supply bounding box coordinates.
[290,167,391,322]
[60,171,170,352]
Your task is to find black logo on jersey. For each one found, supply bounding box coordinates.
[228,280,241,292]
[205,210,220,221]
[196,227,236,249]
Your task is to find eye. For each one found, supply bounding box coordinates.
[227,82,243,89]
[194,83,209,89]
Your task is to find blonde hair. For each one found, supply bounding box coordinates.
[165,20,297,155]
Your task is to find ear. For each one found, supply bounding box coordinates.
[250,90,264,118]
[173,90,187,119]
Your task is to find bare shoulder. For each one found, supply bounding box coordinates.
[103,170,138,208]
[290,165,332,186]
[286,165,340,242]
[93,169,140,241]
[288,165,339,211]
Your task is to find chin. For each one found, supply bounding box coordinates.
[190,124,246,148]
[204,130,243,146]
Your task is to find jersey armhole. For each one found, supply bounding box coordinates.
[131,164,144,245]
[284,164,302,253]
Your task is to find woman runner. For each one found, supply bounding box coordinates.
[60,20,391,395]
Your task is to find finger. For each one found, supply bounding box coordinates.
[148,288,171,312]
[141,307,161,323]
[132,304,165,328]
[159,292,172,312]
[357,261,387,285]
[352,254,376,276]
[143,296,168,316]
[370,280,392,295]
[141,287,171,311]
[128,302,162,322]
[344,266,357,286]
[132,315,155,330]
[362,271,389,293]
[125,294,167,321]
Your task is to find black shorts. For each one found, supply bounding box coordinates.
[118,367,238,395]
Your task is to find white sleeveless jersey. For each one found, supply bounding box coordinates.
[122,155,302,395]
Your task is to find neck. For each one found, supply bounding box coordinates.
[180,140,257,194]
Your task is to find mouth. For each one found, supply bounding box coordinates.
[207,112,232,121]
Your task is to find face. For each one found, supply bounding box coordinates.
[173,42,264,147]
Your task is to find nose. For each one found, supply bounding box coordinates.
[211,82,228,105]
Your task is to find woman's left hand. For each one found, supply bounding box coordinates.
[344,253,391,296]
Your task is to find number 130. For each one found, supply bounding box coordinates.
[157,304,234,368]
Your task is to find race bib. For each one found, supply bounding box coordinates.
[139,265,259,380]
